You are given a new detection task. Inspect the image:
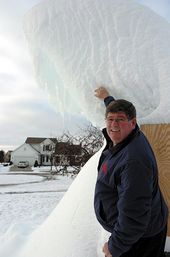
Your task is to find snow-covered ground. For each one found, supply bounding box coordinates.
[0,164,73,256]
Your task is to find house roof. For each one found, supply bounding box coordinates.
[25,137,57,144]
[55,142,82,155]
[11,143,40,155]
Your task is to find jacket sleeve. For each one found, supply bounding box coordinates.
[108,160,152,257]
[104,96,115,107]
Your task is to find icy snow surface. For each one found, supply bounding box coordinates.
[24,0,170,126]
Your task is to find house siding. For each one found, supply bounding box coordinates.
[11,143,40,166]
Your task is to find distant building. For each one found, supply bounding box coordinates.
[54,142,83,166]
[11,137,57,166]
[11,137,86,167]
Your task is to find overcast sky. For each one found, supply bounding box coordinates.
[0,0,170,152]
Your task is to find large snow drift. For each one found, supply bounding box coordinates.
[24,0,170,126]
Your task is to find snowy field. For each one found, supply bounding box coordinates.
[0,164,73,252]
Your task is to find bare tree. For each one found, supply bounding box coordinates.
[0,150,5,163]
[77,124,104,156]
[53,124,104,175]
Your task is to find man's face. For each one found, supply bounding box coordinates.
[106,112,136,145]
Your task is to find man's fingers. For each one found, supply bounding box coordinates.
[94,88,101,97]
[94,86,110,99]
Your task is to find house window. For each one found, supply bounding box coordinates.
[43,145,52,151]
[46,156,49,162]
[46,145,50,151]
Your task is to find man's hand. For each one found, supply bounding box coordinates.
[94,86,110,99]
[102,242,112,257]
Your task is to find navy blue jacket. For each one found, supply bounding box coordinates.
[94,96,168,257]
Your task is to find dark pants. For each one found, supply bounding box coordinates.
[120,225,167,257]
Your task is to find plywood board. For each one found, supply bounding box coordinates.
[141,124,170,236]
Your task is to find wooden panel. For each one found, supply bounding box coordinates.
[141,124,170,236]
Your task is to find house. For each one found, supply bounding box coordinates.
[54,142,83,166]
[11,137,90,168]
[11,137,57,166]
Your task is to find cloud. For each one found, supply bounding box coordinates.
[0,31,62,151]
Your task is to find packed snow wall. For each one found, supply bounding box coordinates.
[24,0,170,126]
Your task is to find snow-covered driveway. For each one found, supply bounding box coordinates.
[0,166,73,235]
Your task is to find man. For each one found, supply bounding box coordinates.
[94,87,168,257]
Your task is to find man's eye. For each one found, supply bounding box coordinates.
[108,119,114,122]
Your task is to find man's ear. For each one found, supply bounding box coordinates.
[131,118,136,129]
